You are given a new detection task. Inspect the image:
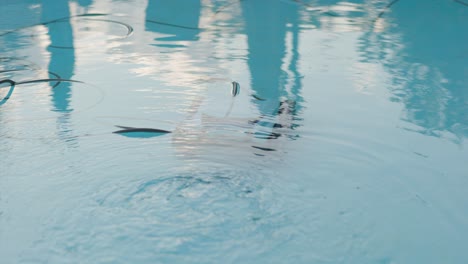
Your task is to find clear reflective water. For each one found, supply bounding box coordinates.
[1,0,467,263]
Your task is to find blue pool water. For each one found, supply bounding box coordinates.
[1,0,467,263]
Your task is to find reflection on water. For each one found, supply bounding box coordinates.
[146,0,201,34]
[1,0,468,263]
[42,0,76,144]
[391,0,468,141]
[359,0,468,141]
[42,1,75,113]
[76,0,93,11]
[241,0,303,122]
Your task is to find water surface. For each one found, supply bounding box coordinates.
[1,0,467,263]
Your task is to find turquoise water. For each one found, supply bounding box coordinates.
[1,0,467,263]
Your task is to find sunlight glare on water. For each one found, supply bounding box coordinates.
[1,0,467,263]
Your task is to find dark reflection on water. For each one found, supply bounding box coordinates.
[359,0,468,141]
[41,0,77,144]
[145,0,201,43]
[77,0,93,9]
[139,0,304,156]
[242,0,304,117]
[0,0,464,142]
[0,0,101,145]
[239,0,304,150]
[42,1,75,113]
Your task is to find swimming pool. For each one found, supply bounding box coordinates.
[1,0,467,263]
